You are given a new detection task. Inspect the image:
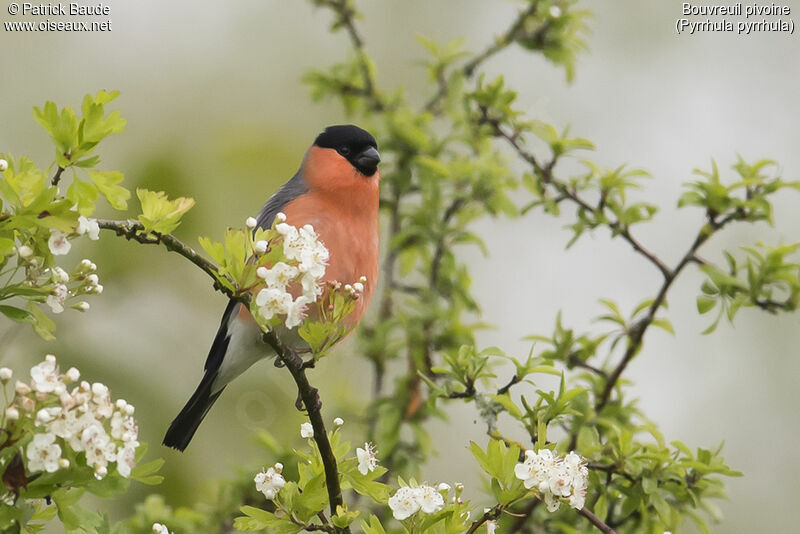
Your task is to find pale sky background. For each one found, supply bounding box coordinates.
[1,1,799,532]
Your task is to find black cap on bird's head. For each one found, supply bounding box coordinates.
[314,124,380,177]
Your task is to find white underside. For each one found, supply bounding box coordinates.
[211,318,305,394]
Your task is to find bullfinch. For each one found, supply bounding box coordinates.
[163,125,380,451]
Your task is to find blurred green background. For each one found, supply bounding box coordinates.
[1,1,799,532]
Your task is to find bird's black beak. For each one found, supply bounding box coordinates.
[355,146,380,176]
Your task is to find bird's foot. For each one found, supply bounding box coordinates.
[294,387,322,413]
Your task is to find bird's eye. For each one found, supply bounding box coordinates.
[338,146,351,156]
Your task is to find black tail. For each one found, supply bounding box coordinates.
[163,372,225,451]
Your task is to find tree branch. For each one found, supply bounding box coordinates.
[51,166,65,187]
[579,506,617,534]
[486,119,672,279]
[96,218,236,298]
[425,1,540,112]
[595,217,733,411]
[261,332,350,534]
[98,219,349,531]
[465,505,502,534]
[320,0,385,111]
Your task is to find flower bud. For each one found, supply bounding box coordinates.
[58,458,70,469]
[254,240,268,254]
[64,367,80,383]
[333,417,344,427]
[15,381,31,395]
[274,462,283,473]
[0,159,7,172]
[19,397,35,412]
[74,301,90,312]
[275,212,287,222]
[17,245,33,258]
[0,368,12,382]
[246,217,258,229]
[256,266,269,279]
[5,407,19,421]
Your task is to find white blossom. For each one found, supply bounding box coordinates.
[388,486,421,520]
[260,262,298,291]
[275,212,287,223]
[285,295,311,329]
[13,355,140,479]
[515,449,588,512]
[116,442,138,478]
[46,284,69,314]
[254,240,268,254]
[245,217,258,229]
[30,355,59,393]
[152,524,171,534]
[356,442,379,475]
[76,216,100,240]
[26,433,62,473]
[417,484,445,514]
[48,230,71,255]
[255,288,293,321]
[0,368,12,382]
[52,266,69,283]
[486,520,498,534]
[254,466,286,500]
[352,282,364,293]
[387,484,445,521]
[333,417,344,427]
[75,301,90,312]
[300,422,314,438]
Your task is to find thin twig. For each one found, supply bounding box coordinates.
[96,218,234,298]
[99,221,349,532]
[465,505,501,534]
[594,219,732,411]
[262,332,350,534]
[425,1,540,112]
[486,119,671,279]
[51,166,65,187]
[579,506,617,534]
[322,0,384,111]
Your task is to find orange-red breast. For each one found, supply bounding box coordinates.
[163,125,380,451]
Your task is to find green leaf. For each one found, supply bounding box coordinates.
[0,305,34,323]
[489,393,523,420]
[130,457,165,485]
[89,170,130,210]
[696,295,716,314]
[360,515,387,534]
[137,188,195,235]
[27,301,55,340]
[651,318,675,335]
[66,178,100,216]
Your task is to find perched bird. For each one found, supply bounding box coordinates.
[163,125,380,451]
